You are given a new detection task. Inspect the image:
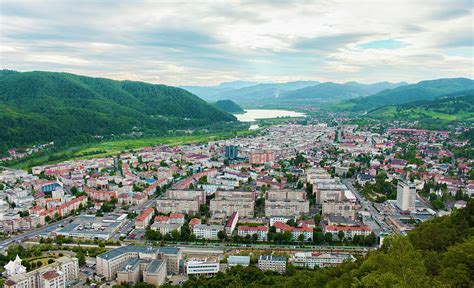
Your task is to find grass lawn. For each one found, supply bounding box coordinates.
[24,255,58,266]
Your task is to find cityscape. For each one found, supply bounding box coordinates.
[0,1,473,288]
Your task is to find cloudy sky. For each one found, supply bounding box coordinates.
[1,0,473,85]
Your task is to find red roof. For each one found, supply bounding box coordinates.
[238,225,268,232]
[225,212,238,228]
[136,208,154,222]
[325,225,371,232]
[189,218,201,226]
[154,215,169,222]
[169,212,185,219]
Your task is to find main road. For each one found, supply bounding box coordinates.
[0,217,72,249]
[342,179,394,234]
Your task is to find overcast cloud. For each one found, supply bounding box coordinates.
[1,0,473,85]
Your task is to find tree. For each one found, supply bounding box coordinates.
[76,252,86,266]
[324,232,333,243]
[252,233,259,243]
[298,234,305,242]
[171,229,180,241]
[313,213,321,225]
[47,259,54,264]
[217,230,226,241]
[313,231,324,244]
[337,231,345,241]
[199,204,209,216]
[180,222,191,241]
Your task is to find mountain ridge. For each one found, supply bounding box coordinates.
[0,70,237,152]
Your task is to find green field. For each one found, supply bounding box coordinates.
[7,129,258,170]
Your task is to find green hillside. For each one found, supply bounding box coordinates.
[349,78,474,110]
[172,200,474,287]
[283,81,407,102]
[0,70,236,153]
[367,90,474,128]
[214,100,244,113]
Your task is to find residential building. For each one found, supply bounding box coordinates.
[225,145,239,160]
[135,208,154,229]
[291,252,355,268]
[322,200,357,220]
[185,258,220,275]
[227,256,250,268]
[324,225,372,240]
[396,179,416,211]
[258,255,286,273]
[96,246,182,280]
[237,225,268,241]
[193,224,224,240]
[225,212,239,236]
[4,257,78,288]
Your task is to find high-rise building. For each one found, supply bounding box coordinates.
[225,145,239,160]
[396,179,416,211]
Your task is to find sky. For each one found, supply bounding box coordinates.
[1,0,473,86]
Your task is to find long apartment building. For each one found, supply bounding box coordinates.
[193,224,225,240]
[322,200,357,220]
[156,198,200,214]
[265,190,309,217]
[210,190,255,218]
[290,252,355,268]
[156,189,206,214]
[96,246,182,280]
[5,257,79,288]
[313,182,347,204]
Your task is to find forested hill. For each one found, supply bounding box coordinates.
[348,77,474,110]
[173,200,474,288]
[0,70,236,152]
[366,90,474,129]
[214,100,244,113]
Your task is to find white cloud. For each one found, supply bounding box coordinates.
[0,0,472,85]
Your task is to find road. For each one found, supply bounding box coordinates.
[0,217,72,249]
[23,240,375,254]
[342,179,394,234]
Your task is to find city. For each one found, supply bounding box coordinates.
[0,0,473,287]
[0,115,472,287]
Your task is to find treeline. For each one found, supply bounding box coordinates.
[172,200,474,288]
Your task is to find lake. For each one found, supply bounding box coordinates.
[234,109,306,122]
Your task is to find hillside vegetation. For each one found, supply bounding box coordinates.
[367,90,474,129]
[348,78,474,111]
[0,70,236,153]
[214,100,244,113]
[170,200,474,288]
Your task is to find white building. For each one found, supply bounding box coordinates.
[291,252,355,268]
[193,224,224,240]
[5,257,78,288]
[258,255,286,273]
[185,258,220,275]
[396,179,416,211]
[227,256,250,268]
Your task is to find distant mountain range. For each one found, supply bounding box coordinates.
[183,78,474,111]
[349,78,474,110]
[0,70,236,152]
[181,80,407,105]
[283,81,407,101]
